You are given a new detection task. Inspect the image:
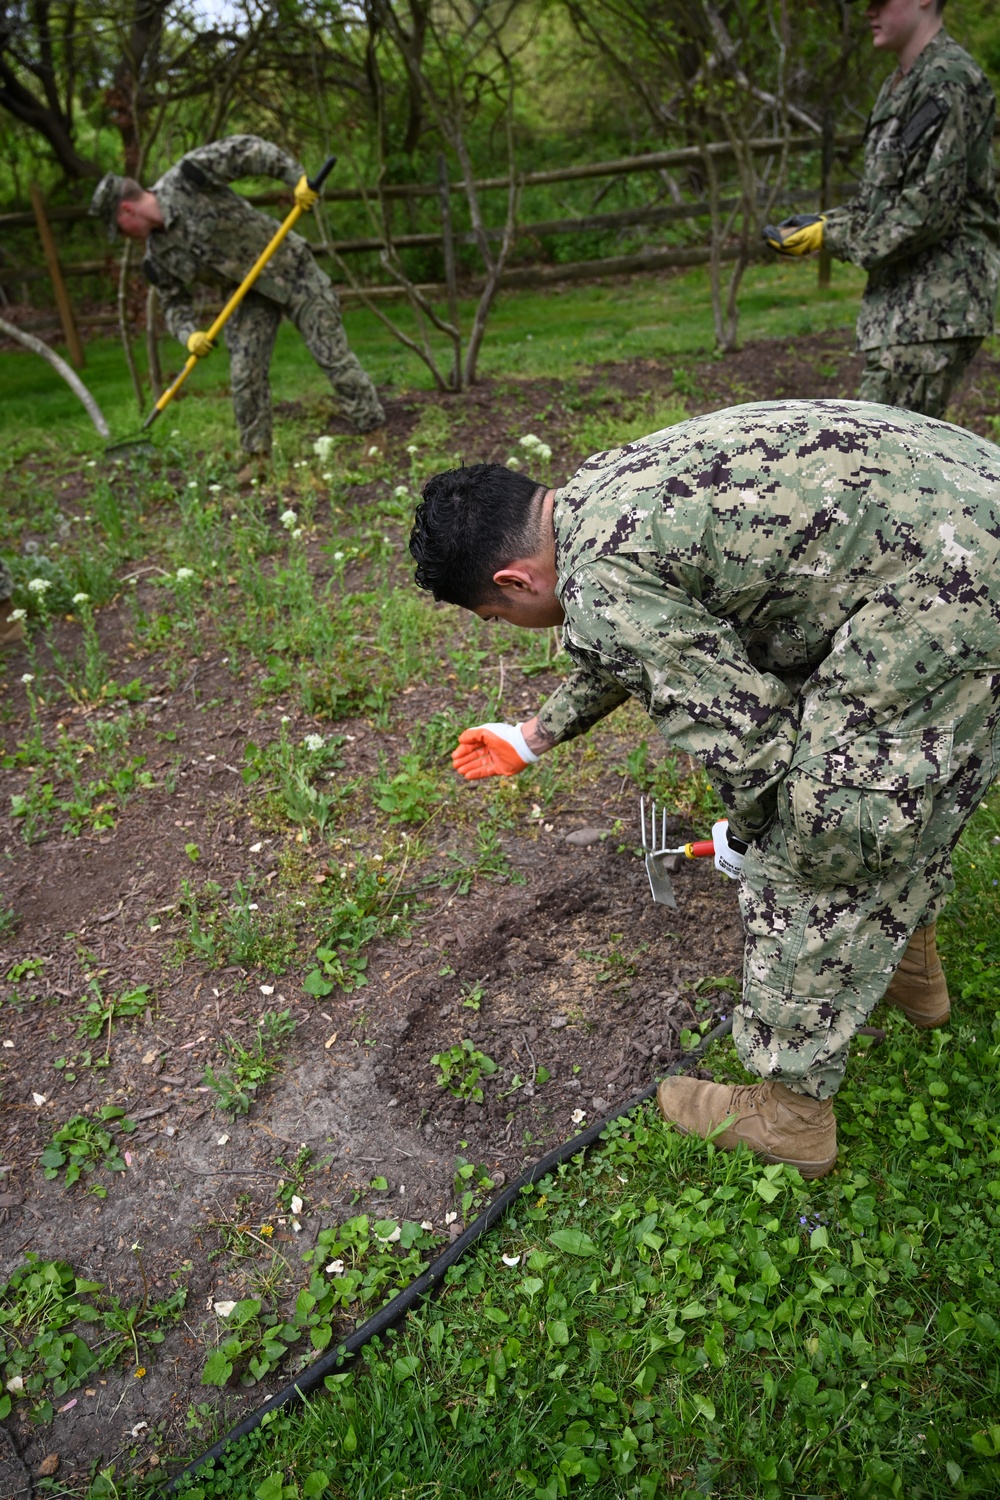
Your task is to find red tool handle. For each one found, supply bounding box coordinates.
[687,840,715,859]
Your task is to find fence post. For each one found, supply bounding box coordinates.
[30,182,85,368]
[818,108,834,290]
[438,153,461,387]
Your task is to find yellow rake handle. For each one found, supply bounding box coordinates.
[142,155,337,431]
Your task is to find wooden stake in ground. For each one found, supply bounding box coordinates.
[29,182,85,370]
[0,316,109,436]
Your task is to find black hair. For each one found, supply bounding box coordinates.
[409,463,544,609]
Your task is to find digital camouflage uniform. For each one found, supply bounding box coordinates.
[0,557,12,601]
[535,401,1000,1099]
[141,136,384,453]
[823,30,1000,420]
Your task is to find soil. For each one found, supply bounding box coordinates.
[2,321,998,1490]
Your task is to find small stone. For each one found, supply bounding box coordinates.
[564,827,610,847]
[36,1455,60,1478]
[550,1015,568,1028]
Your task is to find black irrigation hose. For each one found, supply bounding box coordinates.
[164,1015,735,1493]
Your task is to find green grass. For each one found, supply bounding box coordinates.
[128,796,1000,1500]
[0,259,867,461]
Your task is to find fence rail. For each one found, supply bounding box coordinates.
[0,133,853,233]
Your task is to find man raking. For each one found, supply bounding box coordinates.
[90,135,384,471]
[409,401,1000,1179]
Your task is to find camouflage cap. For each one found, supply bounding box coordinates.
[88,173,127,241]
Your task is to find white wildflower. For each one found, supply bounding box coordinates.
[280,508,298,529]
[313,436,336,462]
[175,567,195,583]
[208,484,222,494]
[506,457,520,468]
[393,485,409,498]
[86,460,97,469]
[519,434,541,450]
[332,551,344,562]
[291,527,303,540]
[72,592,90,606]
[534,442,552,461]
[406,444,418,455]
[303,734,325,752]
[367,445,379,457]
[9,608,26,622]
[187,480,198,489]
[20,672,34,685]
[26,578,51,594]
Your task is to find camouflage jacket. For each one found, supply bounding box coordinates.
[535,402,1000,838]
[823,31,999,349]
[143,135,313,344]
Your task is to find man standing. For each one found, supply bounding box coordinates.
[766,0,999,420]
[410,403,1000,1178]
[89,136,384,466]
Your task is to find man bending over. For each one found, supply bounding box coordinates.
[409,402,1000,1178]
[90,136,384,468]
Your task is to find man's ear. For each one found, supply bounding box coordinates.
[492,564,536,594]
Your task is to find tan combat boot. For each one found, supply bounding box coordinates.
[0,599,26,649]
[656,1076,838,1179]
[882,922,950,1028]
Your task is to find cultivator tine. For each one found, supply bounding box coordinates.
[640,796,678,909]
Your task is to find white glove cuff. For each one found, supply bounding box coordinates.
[511,723,539,764]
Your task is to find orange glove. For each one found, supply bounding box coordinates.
[452,722,539,780]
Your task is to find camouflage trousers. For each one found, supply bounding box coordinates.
[735,668,1000,1100]
[223,266,384,455]
[857,337,982,421]
[0,556,13,602]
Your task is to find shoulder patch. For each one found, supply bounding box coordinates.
[901,96,948,152]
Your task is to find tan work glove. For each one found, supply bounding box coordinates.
[186,330,214,359]
[762,214,826,256]
[294,174,319,211]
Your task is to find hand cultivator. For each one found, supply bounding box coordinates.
[639,798,748,905]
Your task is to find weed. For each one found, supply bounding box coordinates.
[0,1253,186,1423]
[203,1010,296,1116]
[243,725,351,839]
[39,1106,137,1194]
[73,980,151,1046]
[431,1039,498,1103]
[374,751,446,825]
[581,933,648,991]
[304,845,414,996]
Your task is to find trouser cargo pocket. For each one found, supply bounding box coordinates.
[781,727,953,886]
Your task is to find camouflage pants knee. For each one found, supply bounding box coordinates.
[857,337,982,421]
[224,293,281,455]
[736,670,1000,1100]
[285,269,384,434]
[223,271,384,455]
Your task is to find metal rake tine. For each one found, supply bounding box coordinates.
[640,795,647,851]
[661,804,666,853]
